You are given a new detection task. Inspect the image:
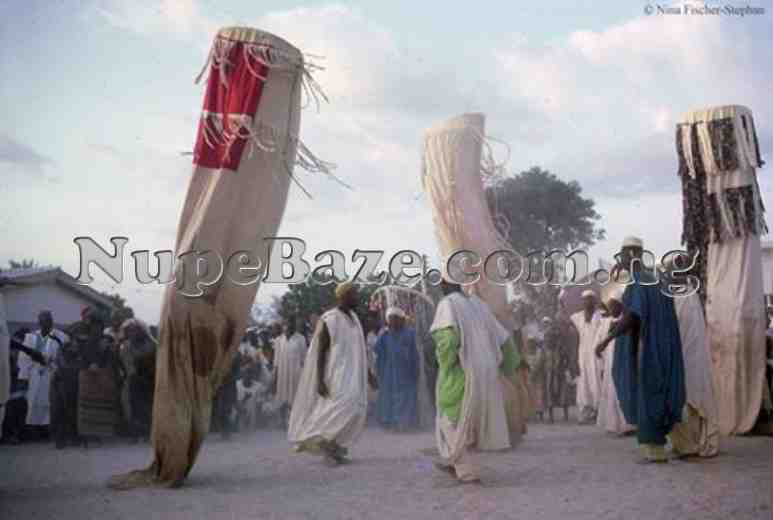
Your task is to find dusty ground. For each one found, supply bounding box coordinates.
[1,420,772,520]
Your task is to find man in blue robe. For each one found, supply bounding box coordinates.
[596,236,686,463]
[374,307,419,431]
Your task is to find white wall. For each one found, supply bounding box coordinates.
[1,281,91,327]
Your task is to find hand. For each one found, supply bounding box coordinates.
[317,380,329,398]
[595,339,609,359]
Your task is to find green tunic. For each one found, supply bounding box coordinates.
[431,327,521,422]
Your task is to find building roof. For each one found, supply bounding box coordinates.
[0,266,114,309]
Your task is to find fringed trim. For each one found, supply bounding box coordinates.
[678,116,768,305]
[676,115,765,177]
[198,111,345,197]
[742,114,766,167]
[195,34,329,112]
[475,130,515,250]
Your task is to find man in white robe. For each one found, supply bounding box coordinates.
[19,311,68,430]
[570,291,604,424]
[596,285,635,435]
[288,282,375,465]
[274,318,307,426]
[430,275,514,483]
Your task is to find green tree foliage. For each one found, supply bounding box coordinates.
[275,275,379,328]
[486,166,605,320]
[0,258,39,272]
[487,166,605,254]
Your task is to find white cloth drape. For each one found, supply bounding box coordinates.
[288,308,368,448]
[596,317,634,434]
[570,311,603,412]
[275,332,306,406]
[673,292,720,456]
[679,105,767,436]
[430,292,511,465]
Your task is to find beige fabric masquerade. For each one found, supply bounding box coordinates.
[422,113,514,331]
[108,27,309,489]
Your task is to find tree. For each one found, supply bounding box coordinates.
[99,291,134,325]
[487,166,605,254]
[0,258,39,272]
[275,276,379,329]
[486,166,605,319]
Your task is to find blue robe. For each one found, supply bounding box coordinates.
[613,270,686,446]
[375,327,419,428]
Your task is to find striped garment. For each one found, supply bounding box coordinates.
[78,368,119,437]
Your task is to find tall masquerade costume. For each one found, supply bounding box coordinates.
[676,104,767,435]
[421,113,514,331]
[110,27,332,488]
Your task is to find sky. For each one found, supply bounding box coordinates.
[1,0,772,322]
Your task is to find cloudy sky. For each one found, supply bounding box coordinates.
[1,0,772,322]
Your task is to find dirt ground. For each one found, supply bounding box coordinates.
[1,420,771,520]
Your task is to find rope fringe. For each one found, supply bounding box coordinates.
[195,34,329,112]
[198,112,346,198]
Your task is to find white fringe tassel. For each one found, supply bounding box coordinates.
[198,112,346,198]
[195,35,329,113]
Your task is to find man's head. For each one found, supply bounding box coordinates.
[110,311,124,330]
[271,322,282,337]
[581,290,597,312]
[285,319,297,337]
[541,317,552,330]
[38,311,53,335]
[619,236,644,271]
[386,307,406,331]
[335,281,359,310]
[81,306,94,324]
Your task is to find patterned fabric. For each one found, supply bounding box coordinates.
[676,117,767,304]
[707,117,739,172]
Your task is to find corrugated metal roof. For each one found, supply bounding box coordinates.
[0,266,114,308]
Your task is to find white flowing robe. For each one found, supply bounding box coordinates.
[596,317,635,434]
[288,308,368,449]
[672,293,720,457]
[19,329,68,425]
[431,293,511,467]
[275,332,306,406]
[571,310,603,412]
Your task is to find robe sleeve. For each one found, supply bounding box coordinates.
[500,336,521,377]
[626,278,648,322]
[432,326,464,423]
[17,334,35,381]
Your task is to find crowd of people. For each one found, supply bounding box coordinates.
[4,237,773,486]
[0,304,401,448]
[1,308,159,447]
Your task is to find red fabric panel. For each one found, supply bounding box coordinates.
[193,40,270,171]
